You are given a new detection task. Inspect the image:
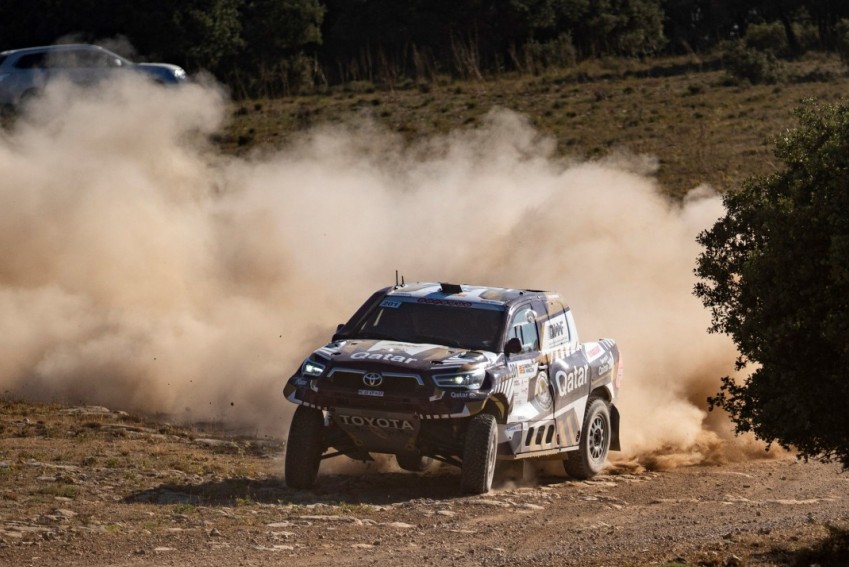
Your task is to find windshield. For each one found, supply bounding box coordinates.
[352,299,505,351]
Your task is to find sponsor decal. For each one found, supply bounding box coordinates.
[585,343,604,362]
[516,362,535,375]
[351,351,416,364]
[357,389,384,397]
[555,364,589,397]
[534,371,553,410]
[597,354,613,377]
[292,378,308,387]
[449,391,487,399]
[507,363,532,405]
[380,299,402,309]
[416,298,473,308]
[543,314,570,350]
[549,320,565,339]
[337,414,414,430]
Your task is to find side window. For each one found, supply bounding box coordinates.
[508,306,540,353]
[14,53,46,69]
[77,50,101,68]
[80,50,117,68]
[46,50,78,69]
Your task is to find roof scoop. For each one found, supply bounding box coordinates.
[440,283,463,295]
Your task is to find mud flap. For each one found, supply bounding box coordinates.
[609,404,621,451]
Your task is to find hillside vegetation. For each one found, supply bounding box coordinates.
[219,53,849,197]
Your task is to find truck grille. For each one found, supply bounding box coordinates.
[328,368,423,394]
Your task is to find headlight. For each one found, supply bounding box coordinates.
[174,68,187,80]
[302,360,325,377]
[433,369,486,389]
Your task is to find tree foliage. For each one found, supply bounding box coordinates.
[5,2,849,96]
[695,100,849,467]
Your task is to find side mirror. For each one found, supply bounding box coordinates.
[504,337,523,355]
[336,323,345,332]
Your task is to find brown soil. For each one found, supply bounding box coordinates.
[1,402,847,567]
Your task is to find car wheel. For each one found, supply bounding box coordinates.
[396,453,433,472]
[284,406,325,489]
[564,397,611,480]
[461,413,498,494]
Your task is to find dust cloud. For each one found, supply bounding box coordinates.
[0,76,761,464]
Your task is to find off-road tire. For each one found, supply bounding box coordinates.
[285,406,325,489]
[564,397,611,480]
[396,453,433,472]
[461,413,498,494]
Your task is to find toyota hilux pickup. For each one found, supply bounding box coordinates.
[283,282,622,494]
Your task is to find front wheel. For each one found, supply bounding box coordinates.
[461,413,498,494]
[285,406,325,489]
[564,397,611,480]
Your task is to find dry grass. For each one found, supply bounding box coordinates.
[219,53,849,198]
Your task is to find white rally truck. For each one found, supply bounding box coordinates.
[283,282,623,494]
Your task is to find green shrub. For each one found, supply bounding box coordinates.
[745,21,787,54]
[721,41,785,84]
[796,22,821,52]
[524,33,577,74]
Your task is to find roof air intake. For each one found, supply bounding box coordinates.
[440,283,463,295]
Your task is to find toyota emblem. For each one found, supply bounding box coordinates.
[363,372,383,388]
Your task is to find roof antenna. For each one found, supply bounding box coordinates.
[395,270,399,287]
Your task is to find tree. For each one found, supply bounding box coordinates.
[566,0,666,57]
[236,0,324,94]
[695,100,849,467]
[122,0,245,74]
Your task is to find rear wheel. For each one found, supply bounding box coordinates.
[564,397,611,480]
[461,413,498,494]
[396,453,433,472]
[285,406,325,489]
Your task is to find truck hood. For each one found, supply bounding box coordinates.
[312,339,499,373]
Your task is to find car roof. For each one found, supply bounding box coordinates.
[0,44,108,57]
[384,282,557,308]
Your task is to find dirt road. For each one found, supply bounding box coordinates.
[1,402,847,566]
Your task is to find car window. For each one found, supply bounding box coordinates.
[76,50,102,68]
[78,49,118,68]
[14,53,46,69]
[507,306,539,353]
[45,50,80,69]
[354,300,505,351]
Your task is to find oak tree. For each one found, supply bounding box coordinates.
[695,100,849,467]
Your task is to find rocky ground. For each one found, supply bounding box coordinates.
[1,401,847,567]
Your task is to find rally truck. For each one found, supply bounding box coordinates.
[283,282,622,494]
